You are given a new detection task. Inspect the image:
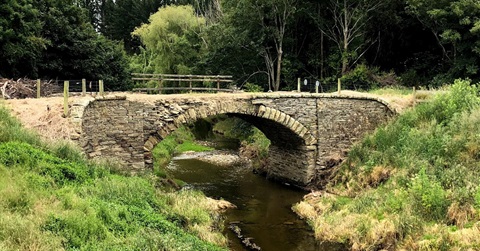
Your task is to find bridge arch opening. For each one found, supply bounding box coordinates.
[146,108,317,186]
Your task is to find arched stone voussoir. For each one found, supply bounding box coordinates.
[144,135,161,152]
[257,105,267,117]
[242,105,315,148]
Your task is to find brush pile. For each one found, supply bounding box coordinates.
[0,78,61,99]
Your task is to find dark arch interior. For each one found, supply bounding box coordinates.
[228,113,306,149]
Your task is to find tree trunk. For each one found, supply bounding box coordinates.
[341,51,348,75]
[320,32,324,79]
[264,50,275,91]
[274,48,283,91]
[341,0,349,75]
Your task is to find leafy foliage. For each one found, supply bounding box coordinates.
[3,0,480,90]
[406,0,480,84]
[1,0,131,90]
[132,5,206,74]
[0,0,46,78]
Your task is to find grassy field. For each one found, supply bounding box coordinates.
[0,104,227,251]
[294,79,480,250]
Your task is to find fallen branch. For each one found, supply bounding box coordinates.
[0,78,62,99]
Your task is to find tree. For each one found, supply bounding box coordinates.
[406,0,480,82]
[33,0,131,90]
[132,5,207,74]
[77,0,174,52]
[263,0,298,91]
[0,0,46,78]
[317,0,381,75]
[213,0,297,91]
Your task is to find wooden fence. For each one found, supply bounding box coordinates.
[131,73,235,93]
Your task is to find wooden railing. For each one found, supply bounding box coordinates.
[131,73,235,93]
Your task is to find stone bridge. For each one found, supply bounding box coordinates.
[70,93,395,187]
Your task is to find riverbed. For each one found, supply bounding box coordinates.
[167,153,342,251]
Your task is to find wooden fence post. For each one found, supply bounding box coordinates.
[189,77,192,93]
[337,78,341,94]
[82,79,86,96]
[297,78,301,92]
[36,79,41,98]
[413,86,416,105]
[63,81,69,117]
[216,77,220,90]
[99,80,104,96]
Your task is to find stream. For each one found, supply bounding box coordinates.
[166,152,343,251]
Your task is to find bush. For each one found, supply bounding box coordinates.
[243,82,263,92]
[409,168,449,221]
[340,64,377,90]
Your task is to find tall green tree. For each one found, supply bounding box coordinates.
[204,0,298,91]
[36,0,129,89]
[76,0,173,52]
[132,5,206,74]
[0,0,131,90]
[0,0,47,78]
[406,0,480,83]
[313,0,382,76]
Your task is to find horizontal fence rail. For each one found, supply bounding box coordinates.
[131,73,235,94]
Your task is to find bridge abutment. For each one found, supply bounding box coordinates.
[264,145,317,186]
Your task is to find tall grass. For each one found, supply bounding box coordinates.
[294,79,480,250]
[0,105,41,146]
[0,104,227,250]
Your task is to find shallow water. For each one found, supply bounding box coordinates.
[167,157,343,251]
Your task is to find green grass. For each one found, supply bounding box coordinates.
[294,79,480,250]
[0,105,227,251]
[176,142,213,153]
[152,126,213,176]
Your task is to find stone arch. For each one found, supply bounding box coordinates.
[142,102,317,172]
[144,103,316,185]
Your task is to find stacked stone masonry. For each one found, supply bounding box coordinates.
[73,93,395,187]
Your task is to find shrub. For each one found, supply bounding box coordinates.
[340,64,378,90]
[243,82,263,92]
[409,168,449,222]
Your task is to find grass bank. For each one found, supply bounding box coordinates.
[152,126,213,177]
[294,79,480,250]
[0,104,227,251]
